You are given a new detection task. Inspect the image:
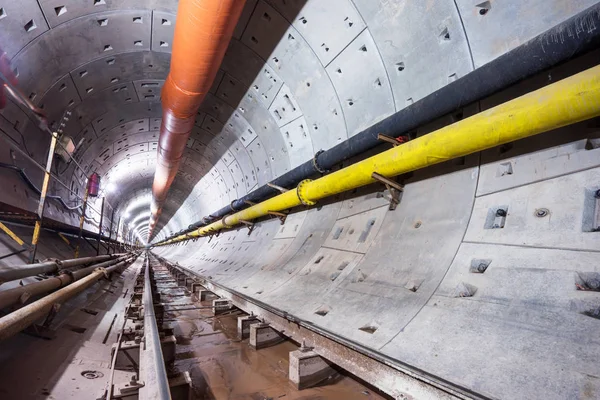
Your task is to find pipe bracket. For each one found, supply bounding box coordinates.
[296,180,316,206]
[220,216,234,229]
[312,150,330,174]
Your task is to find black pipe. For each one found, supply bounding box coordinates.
[175,3,600,237]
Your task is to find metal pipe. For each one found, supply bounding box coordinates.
[0,254,121,283]
[169,3,600,239]
[160,64,600,244]
[30,132,58,263]
[0,255,135,341]
[0,255,133,310]
[138,256,171,399]
[148,0,246,239]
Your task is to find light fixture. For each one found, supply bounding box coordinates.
[105,182,117,193]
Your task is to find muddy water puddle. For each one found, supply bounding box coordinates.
[156,282,388,400]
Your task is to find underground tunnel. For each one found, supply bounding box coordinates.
[0,0,599,399]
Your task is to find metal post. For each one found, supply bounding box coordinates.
[96,197,105,256]
[107,209,115,255]
[115,217,121,254]
[75,186,89,258]
[29,132,58,263]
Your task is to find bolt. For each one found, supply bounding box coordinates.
[535,208,549,218]
[496,209,507,217]
[477,263,487,273]
[595,189,600,199]
[130,375,138,385]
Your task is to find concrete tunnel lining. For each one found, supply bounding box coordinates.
[0,0,599,399]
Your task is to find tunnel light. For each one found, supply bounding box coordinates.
[105,182,117,193]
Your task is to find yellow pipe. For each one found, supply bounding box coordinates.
[160,64,600,245]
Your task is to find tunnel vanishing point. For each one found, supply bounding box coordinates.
[0,1,599,399]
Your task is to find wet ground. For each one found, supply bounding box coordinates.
[154,274,389,400]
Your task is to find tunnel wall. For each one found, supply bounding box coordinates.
[157,120,600,399]
[1,1,599,398]
[1,0,597,240]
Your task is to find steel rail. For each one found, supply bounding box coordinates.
[138,256,171,400]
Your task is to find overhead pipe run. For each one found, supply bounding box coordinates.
[159,64,600,245]
[166,3,600,240]
[148,0,247,239]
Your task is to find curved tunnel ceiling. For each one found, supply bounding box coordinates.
[1,1,600,398]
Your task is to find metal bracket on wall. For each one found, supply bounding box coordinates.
[239,220,255,236]
[267,182,289,193]
[377,133,410,147]
[371,172,404,211]
[268,211,288,225]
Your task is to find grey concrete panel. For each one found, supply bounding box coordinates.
[13,10,153,97]
[280,116,314,169]
[336,183,391,220]
[39,0,178,28]
[214,159,237,201]
[228,159,247,197]
[35,74,81,127]
[381,243,600,400]
[230,140,257,191]
[221,40,283,108]
[244,1,348,151]
[232,0,259,40]
[151,11,176,53]
[323,205,388,254]
[0,0,49,58]
[465,167,600,252]
[267,0,366,66]
[353,0,473,110]
[268,84,302,127]
[455,0,600,68]
[235,91,291,179]
[303,163,478,348]
[325,29,395,136]
[133,79,164,102]
[478,136,600,196]
[224,110,258,147]
[70,52,169,102]
[246,138,273,186]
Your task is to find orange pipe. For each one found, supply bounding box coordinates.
[149,0,246,239]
